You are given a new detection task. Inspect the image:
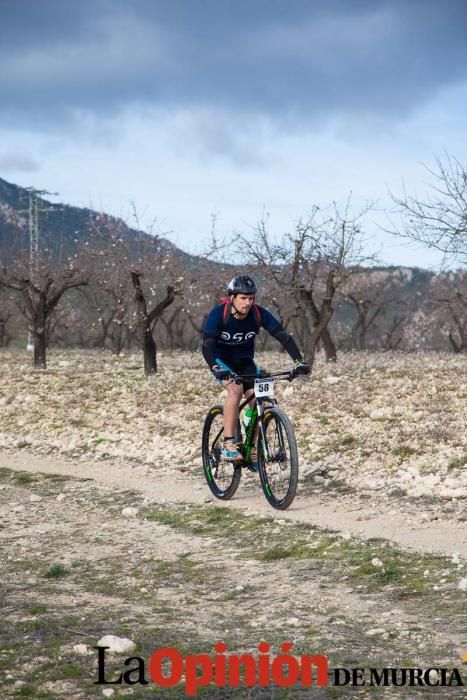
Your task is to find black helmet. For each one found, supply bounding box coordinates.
[227,275,257,295]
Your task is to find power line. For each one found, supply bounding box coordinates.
[19,187,60,350]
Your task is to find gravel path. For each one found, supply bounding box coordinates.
[1,447,465,558]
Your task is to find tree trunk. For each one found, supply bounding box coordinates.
[31,298,48,369]
[144,320,157,374]
[296,274,338,364]
[0,318,9,348]
[131,272,175,375]
[33,329,47,369]
[320,327,337,362]
[448,332,462,353]
[359,326,367,351]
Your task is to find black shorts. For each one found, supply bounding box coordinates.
[213,356,260,391]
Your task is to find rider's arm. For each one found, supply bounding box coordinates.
[202,334,218,369]
[259,307,304,362]
[202,306,222,369]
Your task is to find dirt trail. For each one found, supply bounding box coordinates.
[1,448,465,558]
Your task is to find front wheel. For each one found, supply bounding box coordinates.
[202,405,242,500]
[258,407,298,510]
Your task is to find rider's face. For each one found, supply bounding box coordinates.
[232,293,255,315]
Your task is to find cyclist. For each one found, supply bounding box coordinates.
[202,275,310,468]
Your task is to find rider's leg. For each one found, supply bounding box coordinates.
[242,387,260,470]
[222,380,243,438]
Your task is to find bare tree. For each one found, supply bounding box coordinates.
[387,154,467,264]
[434,275,467,354]
[130,272,177,374]
[0,260,88,368]
[237,198,375,366]
[380,314,407,351]
[341,270,407,351]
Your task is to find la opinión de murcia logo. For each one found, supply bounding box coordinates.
[94,642,465,696]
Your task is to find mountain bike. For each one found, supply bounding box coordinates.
[202,369,299,510]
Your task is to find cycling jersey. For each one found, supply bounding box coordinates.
[202,302,303,369]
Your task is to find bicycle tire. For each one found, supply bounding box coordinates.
[258,406,298,510]
[202,404,242,500]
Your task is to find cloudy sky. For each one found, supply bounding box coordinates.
[1,0,467,268]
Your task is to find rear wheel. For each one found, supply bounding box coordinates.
[258,407,298,510]
[202,405,242,500]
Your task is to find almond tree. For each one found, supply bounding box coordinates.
[131,273,177,374]
[433,271,467,353]
[387,154,467,264]
[237,199,375,366]
[341,270,408,351]
[0,288,15,347]
[0,260,88,368]
[83,210,183,365]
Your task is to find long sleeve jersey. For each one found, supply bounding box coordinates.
[202,302,303,368]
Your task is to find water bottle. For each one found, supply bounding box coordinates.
[242,406,256,441]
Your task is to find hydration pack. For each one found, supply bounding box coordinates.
[220,298,262,333]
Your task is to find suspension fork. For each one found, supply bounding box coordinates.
[256,397,276,462]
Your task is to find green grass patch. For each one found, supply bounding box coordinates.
[29,605,48,615]
[341,434,357,446]
[44,563,68,579]
[447,451,467,470]
[259,543,311,561]
[14,471,35,485]
[392,446,418,458]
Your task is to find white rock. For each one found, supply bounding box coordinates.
[57,493,66,502]
[369,408,390,420]
[457,578,467,590]
[283,386,294,397]
[29,494,42,502]
[97,635,136,654]
[407,485,435,498]
[325,376,340,384]
[102,690,115,698]
[371,558,384,568]
[444,477,463,489]
[451,552,460,564]
[440,487,467,499]
[121,507,138,517]
[365,628,386,636]
[287,617,300,626]
[73,644,90,655]
[365,479,379,490]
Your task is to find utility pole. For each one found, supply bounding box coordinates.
[22,187,59,350]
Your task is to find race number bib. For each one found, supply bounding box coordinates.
[254,378,275,398]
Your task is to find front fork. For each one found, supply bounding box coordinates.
[255,398,276,462]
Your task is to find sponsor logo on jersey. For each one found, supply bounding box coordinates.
[220,331,256,343]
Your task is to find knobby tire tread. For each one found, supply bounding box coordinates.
[202,404,241,500]
[258,406,298,510]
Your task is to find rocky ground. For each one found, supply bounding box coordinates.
[0,349,465,698]
[0,349,465,500]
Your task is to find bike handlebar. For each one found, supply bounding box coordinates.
[228,369,298,383]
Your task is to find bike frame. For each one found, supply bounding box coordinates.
[232,370,294,463]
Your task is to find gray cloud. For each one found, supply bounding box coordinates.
[1,0,467,128]
[0,152,40,173]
